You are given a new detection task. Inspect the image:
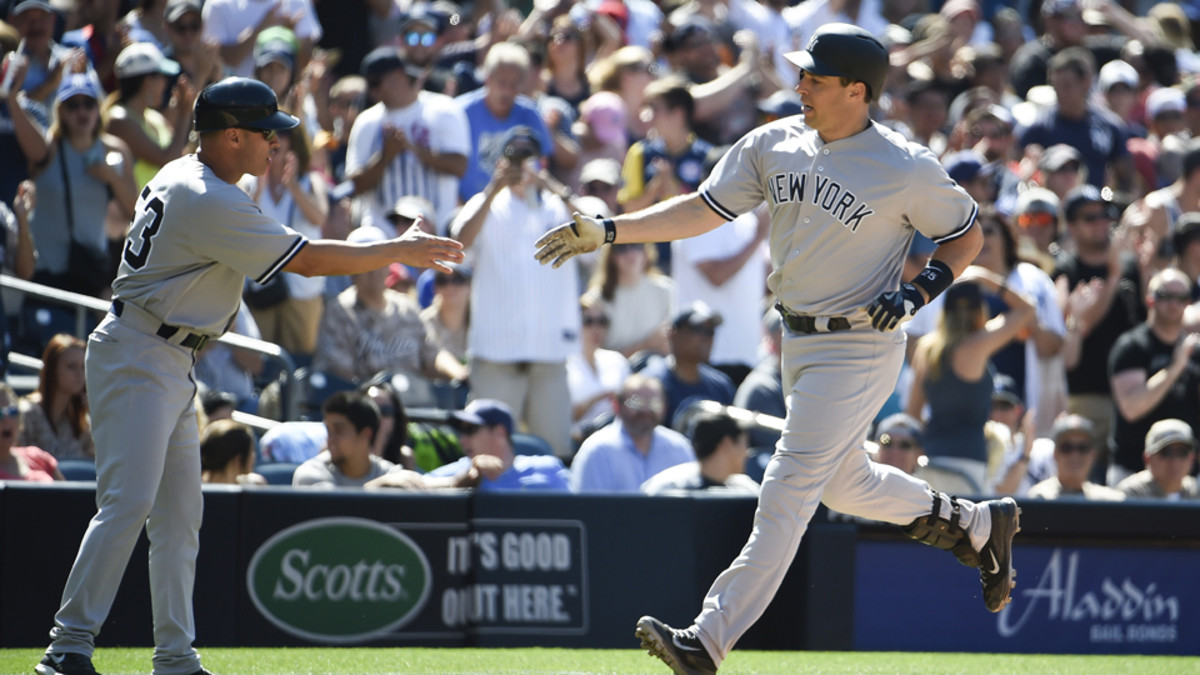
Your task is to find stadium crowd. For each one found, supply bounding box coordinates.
[0,0,1198,501]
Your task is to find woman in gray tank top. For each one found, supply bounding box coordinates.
[907,268,1036,491]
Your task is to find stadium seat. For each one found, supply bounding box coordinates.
[57,459,97,482]
[256,462,301,486]
[512,432,554,456]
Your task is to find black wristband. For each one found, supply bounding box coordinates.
[602,218,617,244]
[911,259,954,302]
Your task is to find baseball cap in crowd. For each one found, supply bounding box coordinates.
[1062,184,1107,222]
[943,150,992,185]
[1015,187,1060,229]
[1143,418,1197,456]
[56,72,101,103]
[991,374,1023,408]
[1098,59,1138,93]
[672,301,723,329]
[874,413,923,445]
[1041,0,1081,16]
[1039,144,1084,174]
[1146,87,1186,121]
[666,16,716,52]
[596,0,630,32]
[757,89,805,120]
[1051,414,1096,444]
[346,225,388,244]
[360,46,425,80]
[401,4,442,34]
[255,26,297,71]
[165,0,201,23]
[453,399,514,436]
[8,0,53,16]
[687,409,748,460]
[580,157,622,188]
[501,124,542,161]
[387,195,436,224]
[115,42,181,79]
[580,91,627,146]
[939,0,980,21]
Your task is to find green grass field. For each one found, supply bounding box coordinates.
[1,648,1197,674]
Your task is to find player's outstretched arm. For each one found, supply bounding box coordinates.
[285,221,464,277]
[534,192,726,268]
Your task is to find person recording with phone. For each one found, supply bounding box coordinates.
[450,124,580,461]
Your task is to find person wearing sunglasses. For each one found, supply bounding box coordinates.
[1114,418,1199,500]
[871,413,927,478]
[1053,184,1146,481]
[27,73,136,308]
[1027,414,1123,501]
[1108,268,1200,486]
[0,381,63,482]
[160,0,224,94]
[567,296,631,444]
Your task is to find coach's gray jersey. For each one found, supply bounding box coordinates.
[113,155,307,335]
[700,119,977,317]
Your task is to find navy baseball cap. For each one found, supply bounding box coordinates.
[1062,185,1107,222]
[360,46,425,79]
[784,23,889,99]
[875,413,923,444]
[992,374,1023,407]
[672,301,723,329]
[453,399,514,436]
[943,150,992,185]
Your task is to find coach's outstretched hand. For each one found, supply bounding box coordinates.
[534,212,606,268]
[397,220,465,274]
[866,282,925,332]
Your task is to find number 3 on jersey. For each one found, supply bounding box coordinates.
[124,194,164,270]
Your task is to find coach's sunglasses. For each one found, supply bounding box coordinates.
[239,128,277,142]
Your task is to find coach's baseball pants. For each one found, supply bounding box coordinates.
[692,328,993,666]
[47,316,203,675]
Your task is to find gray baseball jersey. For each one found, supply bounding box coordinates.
[683,118,993,667]
[699,118,977,318]
[114,154,307,335]
[44,154,307,675]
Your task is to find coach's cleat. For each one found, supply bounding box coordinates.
[979,497,1021,613]
[185,669,215,675]
[635,615,717,675]
[34,652,100,675]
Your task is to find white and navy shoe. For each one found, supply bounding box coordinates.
[635,615,717,675]
[34,652,100,675]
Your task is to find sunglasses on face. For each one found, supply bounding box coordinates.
[405,31,437,48]
[0,405,18,420]
[172,20,202,34]
[1156,445,1195,460]
[682,325,716,337]
[62,97,97,112]
[582,315,610,327]
[1076,212,1110,224]
[879,436,918,450]
[459,423,482,435]
[1056,441,1093,454]
[1018,212,1055,229]
[1153,289,1190,304]
[242,128,276,142]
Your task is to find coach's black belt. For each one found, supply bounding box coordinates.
[775,303,851,334]
[112,299,210,351]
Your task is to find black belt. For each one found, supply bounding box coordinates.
[775,303,851,334]
[111,299,211,351]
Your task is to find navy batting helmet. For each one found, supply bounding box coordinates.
[193,77,300,133]
[784,23,889,101]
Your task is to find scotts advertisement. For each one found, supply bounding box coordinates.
[247,516,587,644]
[853,542,1199,655]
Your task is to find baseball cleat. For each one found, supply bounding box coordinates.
[979,497,1021,613]
[635,615,717,675]
[34,652,100,675]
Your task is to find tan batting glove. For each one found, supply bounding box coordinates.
[534,212,612,268]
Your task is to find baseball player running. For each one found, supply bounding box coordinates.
[535,24,1019,675]
[36,78,463,675]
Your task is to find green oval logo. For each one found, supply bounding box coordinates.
[247,517,432,643]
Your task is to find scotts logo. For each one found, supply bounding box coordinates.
[247,517,432,643]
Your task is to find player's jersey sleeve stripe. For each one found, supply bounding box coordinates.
[256,236,307,285]
[700,190,738,221]
[930,202,978,245]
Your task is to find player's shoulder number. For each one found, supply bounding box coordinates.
[123,186,165,270]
